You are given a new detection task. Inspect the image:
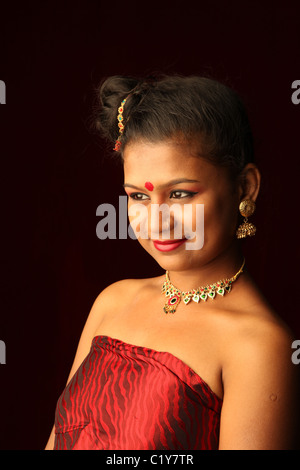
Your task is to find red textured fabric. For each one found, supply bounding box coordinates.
[54,336,222,450]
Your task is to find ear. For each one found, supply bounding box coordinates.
[238,163,261,202]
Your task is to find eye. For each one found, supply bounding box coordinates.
[170,190,197,199]
[128,192,149,201]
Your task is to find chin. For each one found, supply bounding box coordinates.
[141,242,198,272]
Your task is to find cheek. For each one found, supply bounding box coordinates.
[178,204,203,240]
[203,193,239,240]
[127,201,149,239]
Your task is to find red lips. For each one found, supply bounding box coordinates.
[152,238,186,252]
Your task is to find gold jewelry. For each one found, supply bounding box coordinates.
[236,199,256,239]
[113,98,128,151]
[161,258,245,314]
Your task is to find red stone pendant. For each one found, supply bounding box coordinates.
[163,294,181,314]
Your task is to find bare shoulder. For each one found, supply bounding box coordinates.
[85,275,161,332]
[218,292,298,402]
[220,272,296,359]
[91,276,159,313]
[222,303,296,376]
[219,305,299,449]
[65,276,158,385]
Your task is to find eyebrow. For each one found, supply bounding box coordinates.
[123,178,201,190]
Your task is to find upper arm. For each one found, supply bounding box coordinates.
[45,278,137,449]
[219,322,299,450]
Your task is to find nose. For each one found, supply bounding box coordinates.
[148,203,183,240]
[128,200,185,241]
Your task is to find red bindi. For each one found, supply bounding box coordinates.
[145,181,154,191]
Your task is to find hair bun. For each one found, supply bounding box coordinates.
[95,76,140,142]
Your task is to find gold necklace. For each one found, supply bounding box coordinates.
[161,258,245,314]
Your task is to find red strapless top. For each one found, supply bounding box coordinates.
[54,336,222,450]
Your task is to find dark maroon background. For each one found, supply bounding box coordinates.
[0,1,299,449]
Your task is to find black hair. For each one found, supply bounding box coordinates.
[93,74,254,177]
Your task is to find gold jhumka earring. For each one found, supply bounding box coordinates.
[236,199,256,239]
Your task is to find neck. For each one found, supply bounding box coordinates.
[165,244,245,292]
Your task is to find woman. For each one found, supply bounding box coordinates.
[46,75,298,450]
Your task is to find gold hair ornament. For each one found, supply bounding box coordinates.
[161,258,245,314]
[113,98,128,151]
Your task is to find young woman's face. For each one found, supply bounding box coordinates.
[123,139,241,272]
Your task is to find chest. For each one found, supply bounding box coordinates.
[94,290,224,399]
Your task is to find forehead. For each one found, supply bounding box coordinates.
[122,140,221,184]
[123,138,196,162]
